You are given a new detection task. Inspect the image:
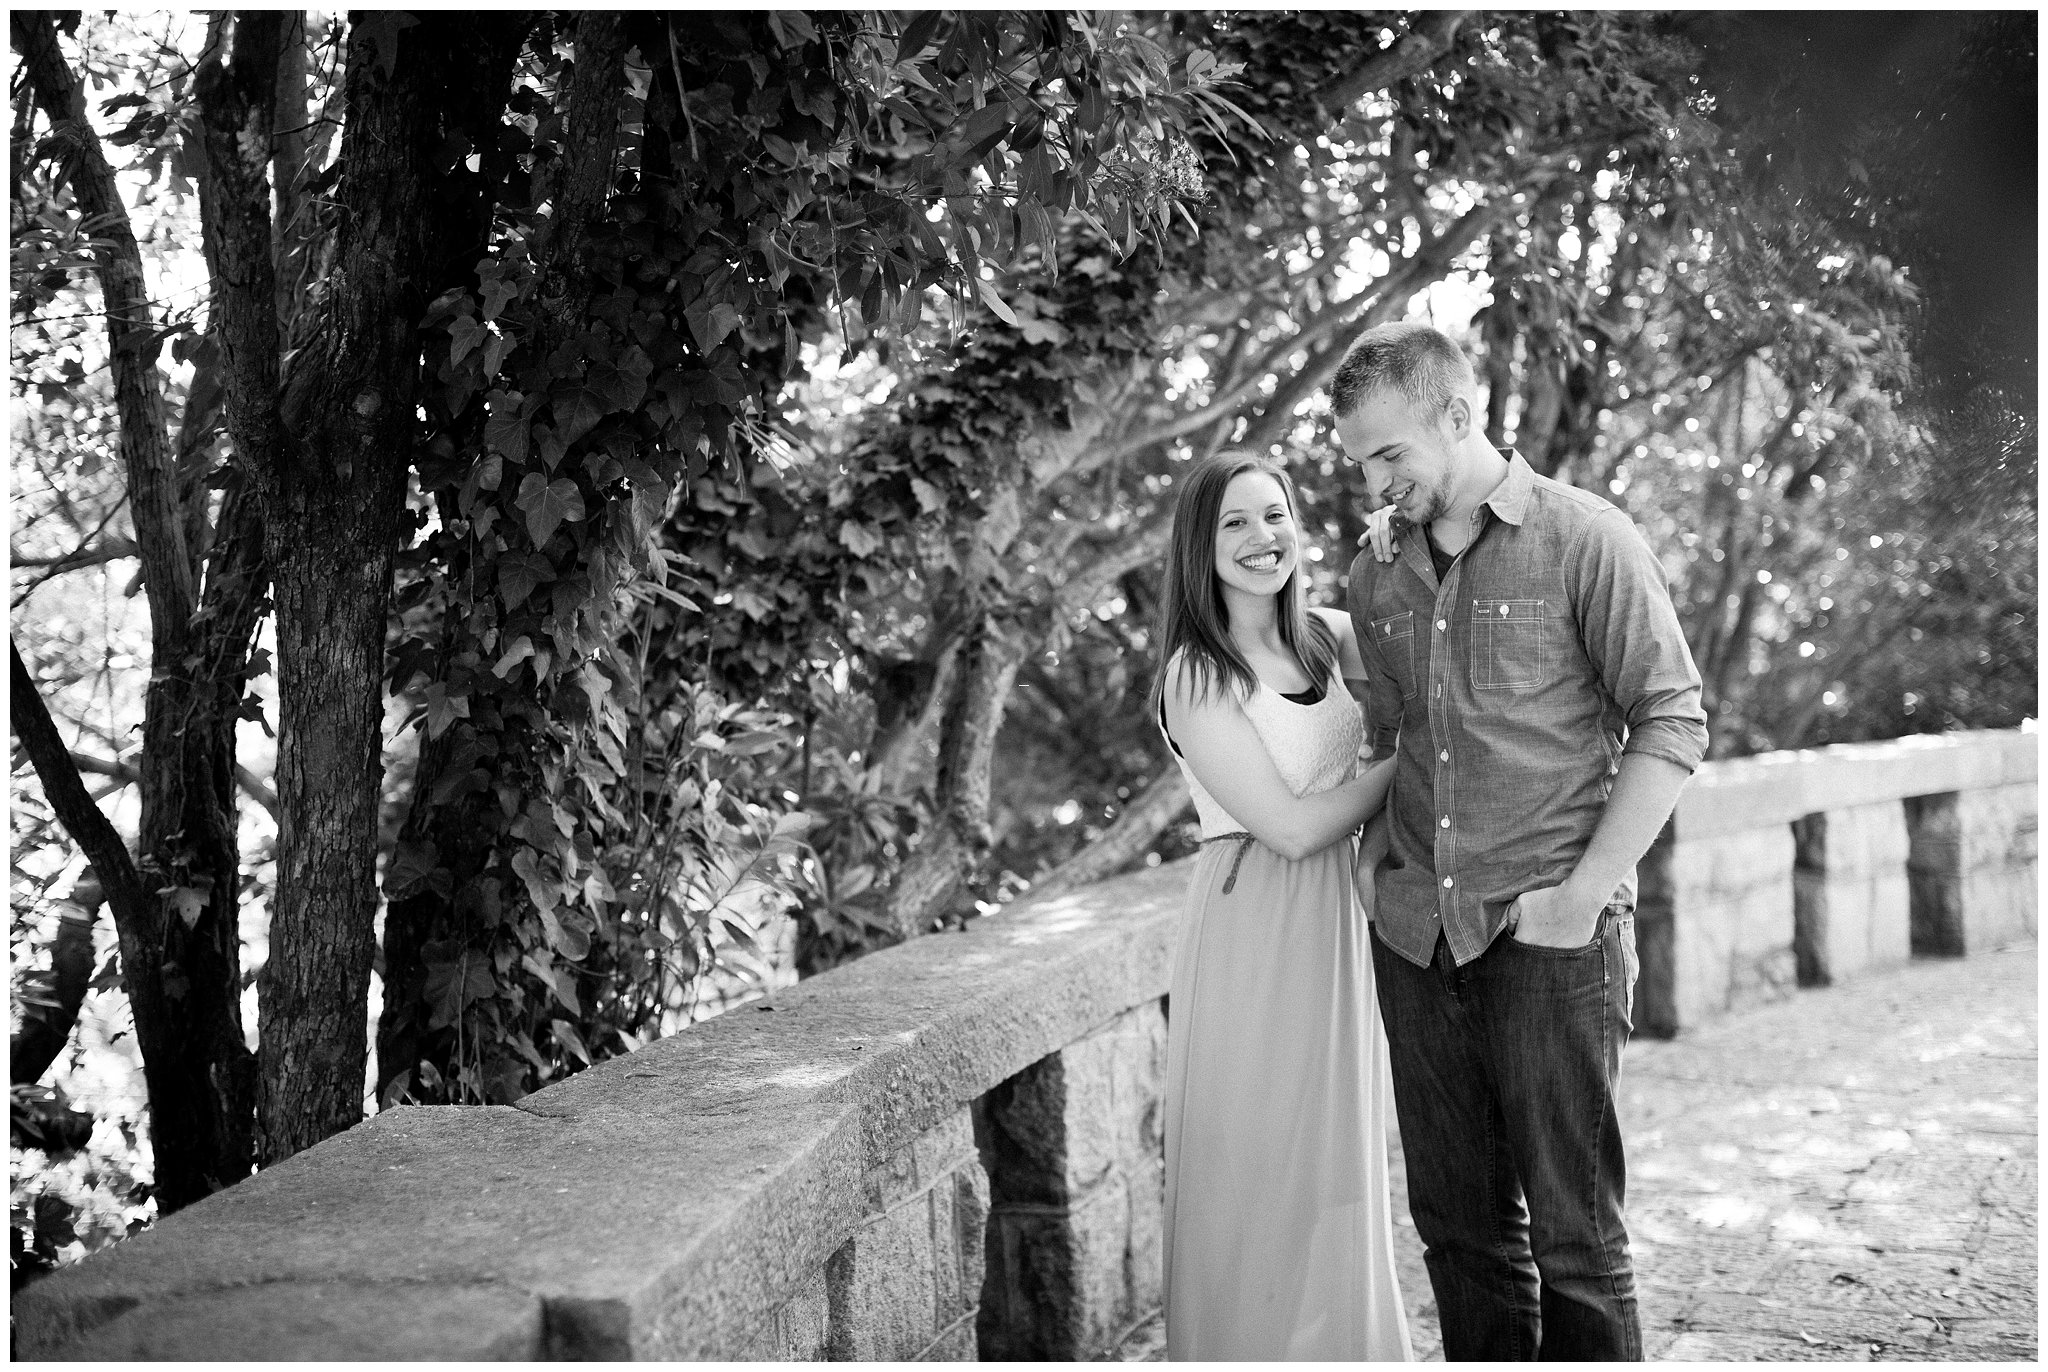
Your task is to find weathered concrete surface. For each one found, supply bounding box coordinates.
[1794,801,1912,986]
[1669,823,1798,1026]
[1956,782,2038,951]
[1675,730,2036,838]
[1626,941,2037,1360]
[47,1281,542,1361]
[979,1002,1167,1359]
[11,1097,868,1360]
[13,859,1188,1361]
[1110,943,2038,1363]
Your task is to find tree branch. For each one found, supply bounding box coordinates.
[13,10,196,627]
[11,879,101,1085]
[9,640,152,946]
[1022,767,1192,904]
[65,747,278,818]
[1310,11,1472,121]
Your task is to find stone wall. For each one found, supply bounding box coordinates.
[12,729,2034,1359]
[1657,728,2036,1034]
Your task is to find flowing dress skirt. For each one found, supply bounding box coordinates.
[1163,837,1412,1361]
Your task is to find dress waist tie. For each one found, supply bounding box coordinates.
[1201,831,1258,894]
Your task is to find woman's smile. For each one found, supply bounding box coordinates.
[1237,547,1284,572]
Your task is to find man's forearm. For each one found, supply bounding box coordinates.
[1566,752,1692,906]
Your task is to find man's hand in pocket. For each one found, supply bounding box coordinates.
[1507,880,1607,948]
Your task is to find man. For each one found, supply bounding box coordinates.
[1331,321,1708,1360]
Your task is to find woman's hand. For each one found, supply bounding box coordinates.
[1356,504,1402,563]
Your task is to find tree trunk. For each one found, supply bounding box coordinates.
[199,10,516,1161]
[371,12,610,1107]
[879,614,1030,937]
[15,9,261,1210]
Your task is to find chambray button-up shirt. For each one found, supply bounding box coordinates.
[1346,452,1708,969]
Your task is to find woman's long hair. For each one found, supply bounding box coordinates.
[1148,451,1336,719]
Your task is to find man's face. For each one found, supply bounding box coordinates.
[1333,387,1460,525]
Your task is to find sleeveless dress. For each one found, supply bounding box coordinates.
[1160,667,1412,1361]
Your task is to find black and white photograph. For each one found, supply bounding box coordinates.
[9,8,2035,1361]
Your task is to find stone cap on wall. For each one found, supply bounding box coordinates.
[13,859,1190,1360]
[1674,729,2037,839]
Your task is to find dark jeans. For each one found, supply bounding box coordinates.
[1371,908,1642,1361]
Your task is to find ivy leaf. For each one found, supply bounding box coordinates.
[539,906,591,961]
[493,635,537,678]
[586,357,647,414]
[511,846,558,915]
[551,386,607,446]
[520,951,581,1017]
[481,329,514,380]
[683,299,742,353]
[160,882,210,930]
[449,314,486,366]
[480,276,519,321]
[485,402,530,465]
[422,949,496,1031]
[422,683,470,739]
[516,474,586,548]
[384,839,442,900]
[497,550,553,608]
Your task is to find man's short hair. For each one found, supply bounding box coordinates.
[1328,321,1476,419]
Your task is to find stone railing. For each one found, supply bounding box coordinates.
[14,729,2034,1360]
[1635,727,2036,1034]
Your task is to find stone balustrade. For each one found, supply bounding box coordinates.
[14,728,2034,1360]
[1636,727,2037,1034]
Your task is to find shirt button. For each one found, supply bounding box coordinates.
[1436,619,1447,631]
[1439,750,1449,762]
[1443,877,1454,888]
[1440,816,1450,828]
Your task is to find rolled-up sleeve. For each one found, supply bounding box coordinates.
[1567,508,1709,773]
[1346,553,1404,763]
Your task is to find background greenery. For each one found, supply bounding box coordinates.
[11,10,2034,1283]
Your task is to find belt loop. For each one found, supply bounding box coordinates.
[1220,833,1255,894]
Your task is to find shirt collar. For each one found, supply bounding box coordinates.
[1480,450,1535,527]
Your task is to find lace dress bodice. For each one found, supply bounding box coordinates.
[1163,664,1364,840]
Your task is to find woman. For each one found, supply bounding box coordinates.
[1154,451,1408,1360]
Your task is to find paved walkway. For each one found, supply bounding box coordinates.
[1110,942,2036,1361]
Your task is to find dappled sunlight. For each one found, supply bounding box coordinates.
[1690,1195,1763,1229]
[755,1061,862,1094]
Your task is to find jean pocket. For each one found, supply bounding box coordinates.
[1612,913,1639,1030]
[1469,598,1546,690]
[1369,610,1418,700]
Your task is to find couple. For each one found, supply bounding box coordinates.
[1155,322,1709,1361]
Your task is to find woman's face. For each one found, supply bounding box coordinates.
[1211,471,1300,601]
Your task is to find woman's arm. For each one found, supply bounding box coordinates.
[1164,661,1391,861]
[1312,606,1368,681]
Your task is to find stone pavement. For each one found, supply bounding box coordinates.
[1107,942,2036,1361]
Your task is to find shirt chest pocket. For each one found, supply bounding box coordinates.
[1369,610,1418,700]
[1469,598,1547,691]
